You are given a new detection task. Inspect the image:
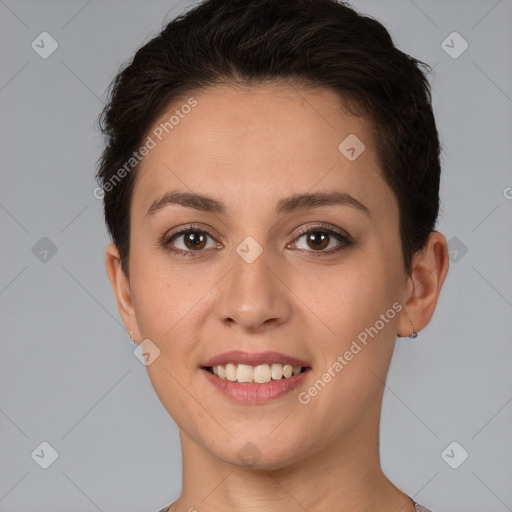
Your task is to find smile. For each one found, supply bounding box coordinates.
[205,363,306,383]
[200,351,311,402]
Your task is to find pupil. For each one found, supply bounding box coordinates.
[186,232,205,249]
[309,231,328,250]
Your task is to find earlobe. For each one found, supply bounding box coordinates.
[105,243,141,341]
[398,231,450,337]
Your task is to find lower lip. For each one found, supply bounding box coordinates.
[201,368,310,403]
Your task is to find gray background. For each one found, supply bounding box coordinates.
[1,0,511,511]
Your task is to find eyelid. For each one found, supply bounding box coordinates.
[289,222,352,244]
[163,223,218,240]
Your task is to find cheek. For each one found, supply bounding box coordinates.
[311,260,398,340]
[132,259,205,422]
[131,250,201,337]
[301,253,401,408]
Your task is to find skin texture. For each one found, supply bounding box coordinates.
[105,84,449,512]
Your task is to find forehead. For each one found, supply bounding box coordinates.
[132,83,391,218]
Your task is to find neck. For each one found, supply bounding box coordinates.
[172,397,415,512]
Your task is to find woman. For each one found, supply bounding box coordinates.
[96,0,449,510]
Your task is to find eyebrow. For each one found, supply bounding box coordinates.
[145,190,370,218]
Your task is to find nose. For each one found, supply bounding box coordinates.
[214,248,292,333]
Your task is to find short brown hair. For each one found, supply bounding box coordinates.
[96,0,442,276]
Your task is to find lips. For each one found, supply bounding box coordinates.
[203,368,309,401]
[202,350,310,368]
[200,350,311,403]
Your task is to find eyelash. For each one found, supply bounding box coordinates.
[160,223,354,258]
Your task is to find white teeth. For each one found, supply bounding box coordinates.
[225,363,237,382]
[271,363,283,380]
[253,364,271,383]
[209,363,305,383]
[236,364,253,383]
[283,364,293,378]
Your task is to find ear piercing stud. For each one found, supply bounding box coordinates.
[397,317,418,338]
[408,319,417,338]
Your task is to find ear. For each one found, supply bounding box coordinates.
[398,231,450,337]
[105,243,141,343]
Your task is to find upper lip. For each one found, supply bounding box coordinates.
[202,350,310,368]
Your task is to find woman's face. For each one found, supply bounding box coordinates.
[116,84,413,468]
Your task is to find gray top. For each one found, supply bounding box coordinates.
[413,501,435,512]
[157,498,435,511]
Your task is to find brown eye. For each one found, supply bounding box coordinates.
[162,223,353,258]
[181,231,208,250]
[304,231,330,251]
[163,227,218,256]
[290,225,353,255]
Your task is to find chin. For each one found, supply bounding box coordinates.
[210,435,309,471]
